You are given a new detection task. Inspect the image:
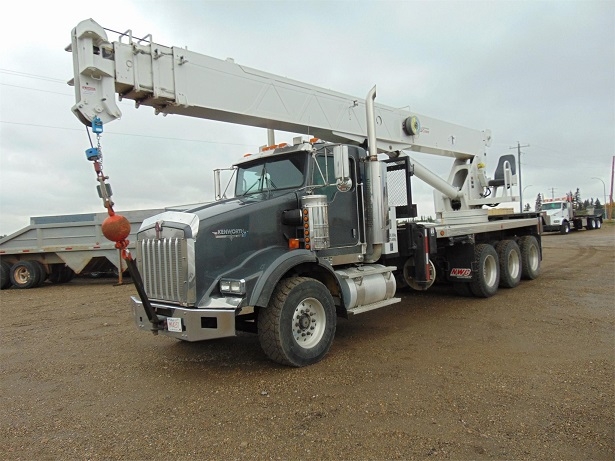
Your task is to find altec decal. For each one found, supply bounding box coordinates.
[212,229,248,239]
[450,268,471,278]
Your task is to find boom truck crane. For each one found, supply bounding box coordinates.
[68,19,542,366]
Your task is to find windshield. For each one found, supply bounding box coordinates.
[542,202,563,210]
[235,153,306,196]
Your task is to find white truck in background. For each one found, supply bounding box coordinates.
[541,196,603,234]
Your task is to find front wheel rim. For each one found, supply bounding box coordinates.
[293,297,326,348]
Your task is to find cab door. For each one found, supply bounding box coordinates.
[310,152,360,248]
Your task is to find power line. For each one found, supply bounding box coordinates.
[0,83,72,97]
[0,120,259,148]
[0,69,66,84]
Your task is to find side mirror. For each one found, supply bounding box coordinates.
[333,145,352,192]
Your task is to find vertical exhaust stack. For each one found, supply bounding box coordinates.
[364,86,388,263]
[366,86,379,160]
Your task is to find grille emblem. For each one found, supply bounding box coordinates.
[155,220,164,240]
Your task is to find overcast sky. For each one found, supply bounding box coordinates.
[1,0,613,236]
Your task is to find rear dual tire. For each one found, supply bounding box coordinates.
[519,235,541,280]
[9,261,46,289]
[496,240,522,288]
[49,265,75,284]
[1,261,11,289]
[470,244,500,298]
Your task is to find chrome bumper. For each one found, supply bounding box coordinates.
[131,296,237,341]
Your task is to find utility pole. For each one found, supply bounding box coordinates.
[610,156,614,207]
[510,142,530,212]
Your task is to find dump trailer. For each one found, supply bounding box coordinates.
[541,196,604,234]
[0,209,163,289]
[66,19,543,366]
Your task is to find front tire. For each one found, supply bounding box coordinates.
[470,244,500,298]
[258,277,336,367]
[560,221,570,234]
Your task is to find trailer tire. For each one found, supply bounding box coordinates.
[50,265,75,284]
[496,240,522,288]
[470,244,500,298]
[586,218,595,230]
[258,276,336,367]
[9,261,43,289]
[595,218,602,229]
[1,261,12,289]
[559,221,570,234]
[519,235,541,280]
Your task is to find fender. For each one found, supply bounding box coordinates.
[250,249,338,307]
[212,246,338,308]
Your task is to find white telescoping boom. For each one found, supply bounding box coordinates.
[68,19,517,216]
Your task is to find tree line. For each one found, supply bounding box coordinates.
[533,188,604,212]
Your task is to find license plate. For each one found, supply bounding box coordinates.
[167,317,182,332]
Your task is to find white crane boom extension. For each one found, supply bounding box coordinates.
[68,19,490,160]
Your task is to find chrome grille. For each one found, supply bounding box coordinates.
[138,237,194,305]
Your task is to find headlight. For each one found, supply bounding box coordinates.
[220,278,246,295]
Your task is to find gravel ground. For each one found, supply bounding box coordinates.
[1,225,613,460]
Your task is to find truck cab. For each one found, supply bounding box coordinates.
[541,199,573,233]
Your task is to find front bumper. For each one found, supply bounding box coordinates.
[131,296,238,341]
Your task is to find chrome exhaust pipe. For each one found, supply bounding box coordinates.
[366,85,378,160]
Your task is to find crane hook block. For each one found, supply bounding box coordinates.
[85,147,100,161]
[91,116,103,134]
